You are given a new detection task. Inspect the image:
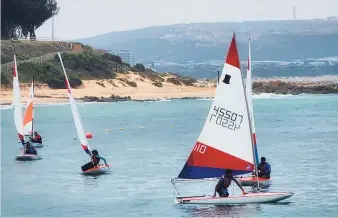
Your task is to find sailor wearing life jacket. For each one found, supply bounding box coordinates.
[257,157,271,179]
[213,169,247,197]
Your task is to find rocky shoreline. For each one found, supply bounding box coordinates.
[252,81,338,95]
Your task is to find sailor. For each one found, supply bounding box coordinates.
[91,150,108,167]
[24,141,37,155]
[30,131,42,143]
[81,149,108,171]
[213,169,247,197]
[257,157,271,178]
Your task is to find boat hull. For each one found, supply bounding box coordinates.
[30,142,44,148]
[237,176,271,187]
[82,164,111,175]
[15,154,42,161]
[175,192,294,205]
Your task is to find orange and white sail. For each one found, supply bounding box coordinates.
[23,79,34,136]
[13,55,25,144]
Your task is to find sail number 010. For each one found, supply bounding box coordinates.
[209,105,243,131]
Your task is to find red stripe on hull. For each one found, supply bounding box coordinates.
[187,141,254,172]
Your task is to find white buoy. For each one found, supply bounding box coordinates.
[139,126,144,129]
[120,128,125,130]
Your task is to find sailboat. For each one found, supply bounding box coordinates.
[13,55,41,161]
[237,38,271,187]
[57,52,111,175]
[171,33,293,204]
[23,77,44,148]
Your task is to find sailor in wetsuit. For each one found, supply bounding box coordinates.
[30,132,42,143]
[257,157,271,179]
[213,169,247,197]
[81,150,108,171]
[24,141,37,155]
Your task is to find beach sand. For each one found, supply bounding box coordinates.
[1,73,216,105]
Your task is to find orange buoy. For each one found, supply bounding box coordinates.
[86,132,93,139]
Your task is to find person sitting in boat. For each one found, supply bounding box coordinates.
[81,150,108,172]
[213,169,247,197]
[24,142,37,155]
[30,131,42,143]
[257,157,271,179]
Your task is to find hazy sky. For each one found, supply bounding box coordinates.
[36,0,338,40]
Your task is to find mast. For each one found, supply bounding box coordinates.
[31,76,35,138]
[217,71,220,84]
[235,34,260,190]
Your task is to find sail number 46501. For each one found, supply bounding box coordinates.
[209,105,243,131]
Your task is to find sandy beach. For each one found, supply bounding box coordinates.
[1,73,216,105]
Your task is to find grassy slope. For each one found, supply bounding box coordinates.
[1,41,197,88]
[1,40,71,64]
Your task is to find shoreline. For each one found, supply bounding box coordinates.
[2,75,338,105]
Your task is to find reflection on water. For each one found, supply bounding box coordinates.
[183,204,262,217]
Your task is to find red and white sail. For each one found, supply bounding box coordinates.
[12,55,25,144]
[23,80,34,136]
[177,33,254,179]
[57,53,91,155]
[246,39,259,165]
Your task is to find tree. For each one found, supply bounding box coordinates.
[1,0,59,40]
[134,63,145,72]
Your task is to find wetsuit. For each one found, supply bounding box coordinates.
[81,154,107,171]
[25,145,37,155]
[258,162,271,178]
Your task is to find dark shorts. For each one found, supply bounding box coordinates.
[217,188,229,197]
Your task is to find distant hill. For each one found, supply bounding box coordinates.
[77,19,338,62]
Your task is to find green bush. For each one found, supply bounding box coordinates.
[166,77,182,85]
[134,63,145,72]
[153,81,163,87]
[118,78,137,87]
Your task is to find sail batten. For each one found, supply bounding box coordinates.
[58,53,90,155]
[177,34,254,179]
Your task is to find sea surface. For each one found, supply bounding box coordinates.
[1,94,338,217]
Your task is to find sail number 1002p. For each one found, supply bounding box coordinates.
[209,105,243,131]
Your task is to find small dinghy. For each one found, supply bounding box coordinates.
[12,55,42,161]
[30,142,44,148]
[58,53,111,175]
[15,154,42,161]
[82,164,112,175]
[171,33,293,205]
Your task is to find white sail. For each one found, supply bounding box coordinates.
[57,53,90,154]
[177,34,255,180]
[23,80,34,135]
[12,55,25,143]
[245,38,259,165]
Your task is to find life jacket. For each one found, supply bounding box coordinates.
[91,154,100,165]
[258,162,271,175]
[34,134,42,142]
[217,176,231,190]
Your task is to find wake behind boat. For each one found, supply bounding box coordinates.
[171,33,293,205]
[57,52,111,175]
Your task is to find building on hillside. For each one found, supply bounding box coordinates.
[118,49,134,65]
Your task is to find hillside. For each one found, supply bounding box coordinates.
[0,41,198,89]
[77,19,338,62]
[1,40,72,64]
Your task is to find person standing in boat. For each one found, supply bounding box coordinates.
[213,169,247,197]
[81,150,108,171]
[257,157,271,179]
[30,131,42,143]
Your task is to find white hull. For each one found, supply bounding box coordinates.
[15,154,42,161]
[236,176,272,187]
[175,192,294,205]
[82,165,111,175]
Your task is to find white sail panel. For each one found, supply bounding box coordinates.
[23,81,34,135]
[13,55,25,142]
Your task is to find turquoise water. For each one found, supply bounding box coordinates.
[1,94,338,216]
